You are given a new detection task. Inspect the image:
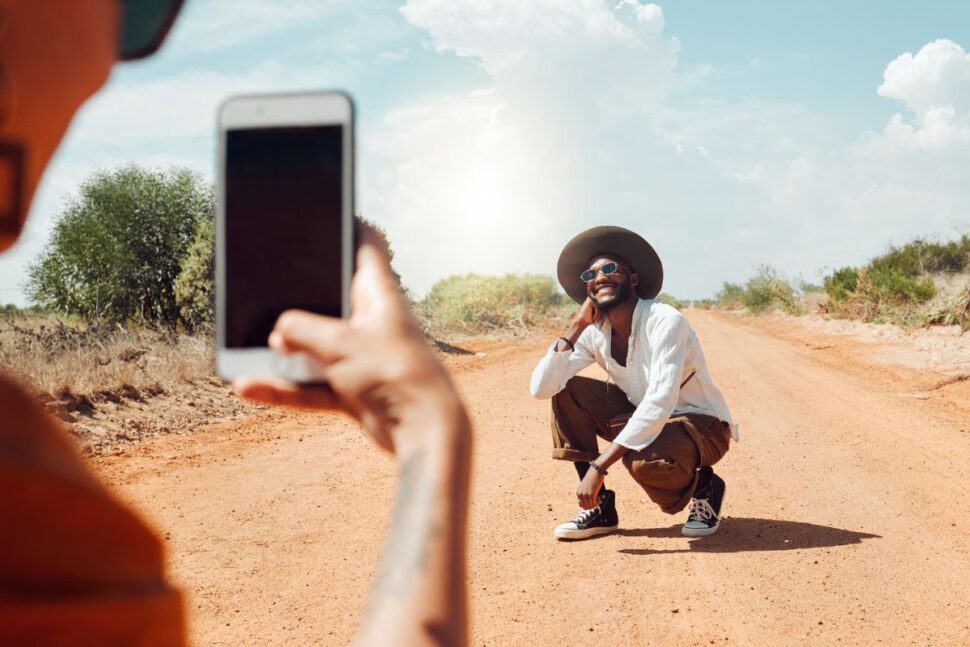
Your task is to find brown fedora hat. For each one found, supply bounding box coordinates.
[557,225,663,304]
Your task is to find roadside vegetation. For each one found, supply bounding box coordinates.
[0,312,214,407]
[716,265,805,315]
[6,166,223,442]
[716,235,970,331]
[417,274,571,337]
[9,162,966,443]
[5,164,574,432]
[28,166,214,329]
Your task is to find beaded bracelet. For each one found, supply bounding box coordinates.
[587,461,608,476]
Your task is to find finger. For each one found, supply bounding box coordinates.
[355,221,397,284]
[233,377,347,412]
[271,310,351,363]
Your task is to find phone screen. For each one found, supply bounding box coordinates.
[224,125,343,348]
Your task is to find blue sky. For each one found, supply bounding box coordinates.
[3,0,970,305]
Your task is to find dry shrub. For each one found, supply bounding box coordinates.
[0,315,215,401]
[922,273,970,331]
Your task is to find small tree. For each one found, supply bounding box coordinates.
[27,166,213,328]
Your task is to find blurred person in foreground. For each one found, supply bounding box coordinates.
[530,226,738,540]
[0,2,471,645]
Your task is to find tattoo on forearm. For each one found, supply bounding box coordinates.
[362,448,445,626]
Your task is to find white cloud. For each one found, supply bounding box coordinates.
[369,0,689,295]
[864,38,970,158]
[877,39,970,118]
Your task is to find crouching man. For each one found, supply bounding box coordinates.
[530,226,738,540]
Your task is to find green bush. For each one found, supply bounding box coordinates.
[822,245,946,321]
[869,236,970,277]
[740,265,799,314]
[174,216,214,330]
[824,267,859,302]
[867,266,936,304]
[27,166,213,328]
[715,282,744,308]
[421,274,562,333]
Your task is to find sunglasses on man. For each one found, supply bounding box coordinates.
[580,262,625,283]
[119,0,185,60]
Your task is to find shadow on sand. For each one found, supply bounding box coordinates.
[615,517,880,555]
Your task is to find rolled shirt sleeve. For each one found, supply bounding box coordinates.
[529,327,596,399]
[613,312,690,451]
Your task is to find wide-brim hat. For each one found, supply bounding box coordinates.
[557,226,663,304]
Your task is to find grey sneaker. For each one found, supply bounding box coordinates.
[554,489,619,540]
[682,470,726,537]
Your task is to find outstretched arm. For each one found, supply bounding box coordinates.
[234,224,471,646]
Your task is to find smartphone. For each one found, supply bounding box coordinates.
[216,91,354,382]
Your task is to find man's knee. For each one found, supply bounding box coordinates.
[623,452,696,490]
[551,377,594,417]
[622,423,700,489]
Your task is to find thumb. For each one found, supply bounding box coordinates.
[352,221,411,323]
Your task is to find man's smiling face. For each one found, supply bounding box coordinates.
[585,255,638,312]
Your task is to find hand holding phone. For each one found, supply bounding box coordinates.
[232,223,469,453]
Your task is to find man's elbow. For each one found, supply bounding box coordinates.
[529,380,554,400]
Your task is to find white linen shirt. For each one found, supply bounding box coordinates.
[530,299,739,452]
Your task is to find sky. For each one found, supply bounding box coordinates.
[3,0,970,305]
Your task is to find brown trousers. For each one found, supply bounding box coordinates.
[551,376,731,514]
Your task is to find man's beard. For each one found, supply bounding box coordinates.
[592,280,632,313]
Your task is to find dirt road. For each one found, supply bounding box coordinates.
[94,311,970,646]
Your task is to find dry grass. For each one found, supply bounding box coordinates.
[0,315,215,397]
[922,272,970,331]
[0,315,256,456]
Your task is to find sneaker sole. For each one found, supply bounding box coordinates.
[555,524,619,540]
[681,482,726,538]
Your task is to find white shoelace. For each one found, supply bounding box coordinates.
[571,506,599,525]
[687,497,716,523]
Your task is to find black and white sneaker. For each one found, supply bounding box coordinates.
[554,489,619,540]
[682,469,726,537]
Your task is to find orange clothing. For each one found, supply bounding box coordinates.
[0,376,185,645]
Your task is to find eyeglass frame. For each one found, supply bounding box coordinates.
[579,261,625,283]
[119,0,186,61]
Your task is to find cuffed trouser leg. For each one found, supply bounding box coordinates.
[550,376,635,462]
[622,413,731,514]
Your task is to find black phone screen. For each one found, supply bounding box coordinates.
[224,125,343,348]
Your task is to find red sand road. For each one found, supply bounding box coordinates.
[93,310,970,646]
